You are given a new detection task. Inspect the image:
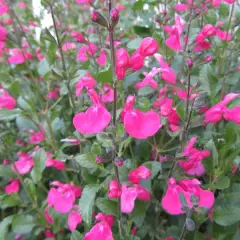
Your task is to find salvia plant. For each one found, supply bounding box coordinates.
[0,0,240,239]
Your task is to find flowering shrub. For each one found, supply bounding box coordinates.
[0,0,240,239]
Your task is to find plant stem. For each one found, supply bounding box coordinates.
[49,3,76,112]
[179,208,194,240]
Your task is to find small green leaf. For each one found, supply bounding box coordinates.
[30,148,47,183]
[0,108,20,121]
[12,215,35,234]
[143,162,161,179]
[96,198,119,216]
[0,165,16,178]
[38,59,50,76]
[70,231,84,240]
[75,153,101,170]
[0,194,21,209]
[127,38,142,50]
[96,65,112,83]
[213,176,230,190]
[178,192,188,209]
[91,142,102,156]
[79,184,101,225]
[0,215,14,239]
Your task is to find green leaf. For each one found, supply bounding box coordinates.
[96,65,112,83]
[213,176,230,190]
[46,42,57,66]
[30,148,47,183]
[134,26,152,37]
[78,184,101,225]
[43,28,57,44]
[12,215,35,234]
[70,231,84,240]
[96,198,119,216]
[0,194,21,209]
[0,215,14,239]
[38,59,50,76]
[127,38,142,50]
[75,153,102,170]
[213,206,240,226]
[0,165,16,178]
[0,108,20,121]
[91,142,102,156]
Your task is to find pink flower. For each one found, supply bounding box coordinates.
[47,88,60,100]
[176,88,199,101]
[0,25,7,41]
[35,47,44,60]
[73,89,111,134]
[162,178,214,215]
[179,137,210,176]
[120,184,138,213]
[77,43,98,62]
[75,0,92,3]
[139,37,158,57]
[18,2,27,8]
[68,207,82,232]
[44,208,54,224]
[116,48,130,79]
[0,1,8,15]
[174,4,189,12]
[47,182,82,213]
[204,93,239,123]
[29,131,45,144]
[5,179,20,194]
[135,72,158,90]
[71,30,86,43]
[108,180,122,198]
[155,54,177,84]
[102,83,114,103]
[84,221,114,240]
[223,106,240,124]
[75,73,96,97]
[0,89,16,109]
[46,158,65,170]
[8,48,32,64]
[12,152,34,175]
[129,49,144,71]
[96,49,107,66]
[95,213,114,227]
[62,42,77,52]
[122,95,161,139]
[128,165,152,184]
[45,229,55,238]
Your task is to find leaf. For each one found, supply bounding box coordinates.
[70,231,84,240]
[205,139,218,167]
[134,26,152,37]
[75,153,102,170]
[0,215,14,239]
[0,108,20,121]
[43,28,56,44]
[213,206,240,226]
[213,176,230,190]
[78,184,101,225]
[91,142,102,156]
[232,229,240,240]
[38,59,50,76]
[30,148,47,183]
[127,38,142,50]
[0,194,21,209]
[96,65,112,83]
[0,165,16,178]
[96,198,119,216]
[46,42,57,66]
[12,215,35,234]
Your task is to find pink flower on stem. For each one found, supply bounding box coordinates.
[75,73,96,97]
[223,106,240,125]
[46,157,65,170]
[62,42,77,52]
[73,89,111,134]
[8,48,32,64]
[0,89,16,109]
[116,48,130,79]
[35,47,44,61]
[108,180,122,198]
[96,49,107,66]
[75,0,92,3]
[120,184,138,213]
[135,72,158,90]
[139,37,158,57]
[71,30,86,43]
[128,165,152,184]
[95,213,114,227]
[0,25,7,41]
[204,93,240,123]
[129,49,144,71]
[84,221,114,240]
[77,43,98,62]
[12,152,34,175]
[5,179,20,194]
[179,137,210,176]
[68,206,82,232]
[122,95,161,139]
[44,208,54,224]
[47,88,60,100]
[101,83,114,103]
[29,131,45,144]
[162,178,214,215]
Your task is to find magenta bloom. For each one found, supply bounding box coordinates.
[29,131,45,144]
[62,42,77,52]
[0,0,8,15]
[101,84,114,103]
[108,180,122,198]
[224,106,240,125]
[71,30,86,43]
[12,152,34,175]
[84,221,114,240]
[47,182,82,213]
[129,50,144,71]
[162,178,214,215]
[8,48,32,64]
[46,158,65,170]
[0,25,7,41]
[75,0,92,3]
[139,37,158,57]
[75,73,96,97]
[68,207,82,232]
[204,93,239,123]
[135,72,158,90]
[96,49,107,67]
[73,89,111,134]
[179,137,210,176]
[128,165,152,184]
[0,89,16,110]
[77,43,98,62]
[44,208,54,224]
[116,48,130,79]
[95,213,114,228]
[5,179,20,194]
[122,95,161,139]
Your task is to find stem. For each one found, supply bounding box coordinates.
[179,208,194,240]
[49,3,76,112]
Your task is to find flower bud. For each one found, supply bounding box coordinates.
[187,58,193,68]
[90,11,108,28]
[96,156,103,163]
[205,55,212,63]
[114,157,124,167]
[139,37,159,57]
[195,9,201,15]
[110,8,119,21]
